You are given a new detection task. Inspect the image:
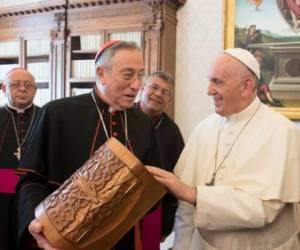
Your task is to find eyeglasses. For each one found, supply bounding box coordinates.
[119,70,145,83]
[7,80,36,90]
[146,84,171,97]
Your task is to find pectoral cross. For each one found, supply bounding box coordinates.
[14,147,21,161]
[206,173,216,186]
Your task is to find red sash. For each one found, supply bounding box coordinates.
[0,169,19,194]
[141,205,162,250]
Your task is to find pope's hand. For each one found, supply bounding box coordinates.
[28,219,60,250]
[146,166,197,205]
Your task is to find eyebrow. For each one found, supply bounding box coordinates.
[208,76,224,83]
[9,80,34,84]
[121,68,145,73]
[120,68,134,73]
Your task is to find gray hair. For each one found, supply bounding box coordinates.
[144,71,174,86]
[95,41,141,69]
[3,68,35,85]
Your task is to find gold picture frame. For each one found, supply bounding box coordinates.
[223,0,300,120]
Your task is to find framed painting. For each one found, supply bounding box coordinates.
[224,0,300,120]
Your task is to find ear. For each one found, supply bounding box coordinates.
[96,66,106,85]
[241,78,255,98]
[32,84,37,95]
[1,83,7,95]
[165,95,173,108]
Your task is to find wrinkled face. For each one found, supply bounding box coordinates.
[140,76,172,116]
[207,54,248,117]
[2,69,36,109]
[97,49,144,110]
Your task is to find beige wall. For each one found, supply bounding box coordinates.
[175,0,224,141]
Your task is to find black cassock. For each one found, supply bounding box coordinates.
[154,112,184,236]
[134,103,185,238]
[0,105,40,250]
[17,89,164,250]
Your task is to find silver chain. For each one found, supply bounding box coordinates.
[4,105,36,160]
[155,114,164,130]
[91,92,128,144]
[206,102,261,186]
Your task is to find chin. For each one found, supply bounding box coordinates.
[150,107,160,114]
[215,108,225,116]
[121,102,134,109]
[16,100,30,105]
[148,103,161,111]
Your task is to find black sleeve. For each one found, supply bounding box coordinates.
[165,125,185,171]
[19,105,50,176]
[16,174,53,248]
[160,121,185,237]
[16,105,52,247]
[144,125,166,170]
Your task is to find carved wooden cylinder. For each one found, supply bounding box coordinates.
[35,137,166,250]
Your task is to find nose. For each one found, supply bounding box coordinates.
[207,81,215,96]
[18,84,27,91]
[155,88,164,97]
[130,75,142,91]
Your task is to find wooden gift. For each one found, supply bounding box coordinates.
[35,137,166,250]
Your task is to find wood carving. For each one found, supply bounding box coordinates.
[144,0,163,31]
[51,12,67,41]
[42,145,140,243]
[35,137,166,250]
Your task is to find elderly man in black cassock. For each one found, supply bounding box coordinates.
[0,68,40,250]
[135,71,184,250]
[16,41,165,250]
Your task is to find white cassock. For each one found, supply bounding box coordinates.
[173,97,300,250]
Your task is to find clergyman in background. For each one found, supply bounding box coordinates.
[136,71,184,250]
[0,68,40,250]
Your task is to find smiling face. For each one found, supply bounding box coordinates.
[207,53,256,117]
[140,75,172,117]
[96,49,144,110]
[2,68,36,109]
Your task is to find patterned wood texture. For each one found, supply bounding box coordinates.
[35,138,166,250]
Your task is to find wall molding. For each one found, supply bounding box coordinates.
[0,0,185,18]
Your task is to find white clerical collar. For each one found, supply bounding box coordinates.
[226,97,261,123]
[94,88,124,113]
[6,103,33,114]
[108,106,123,113]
